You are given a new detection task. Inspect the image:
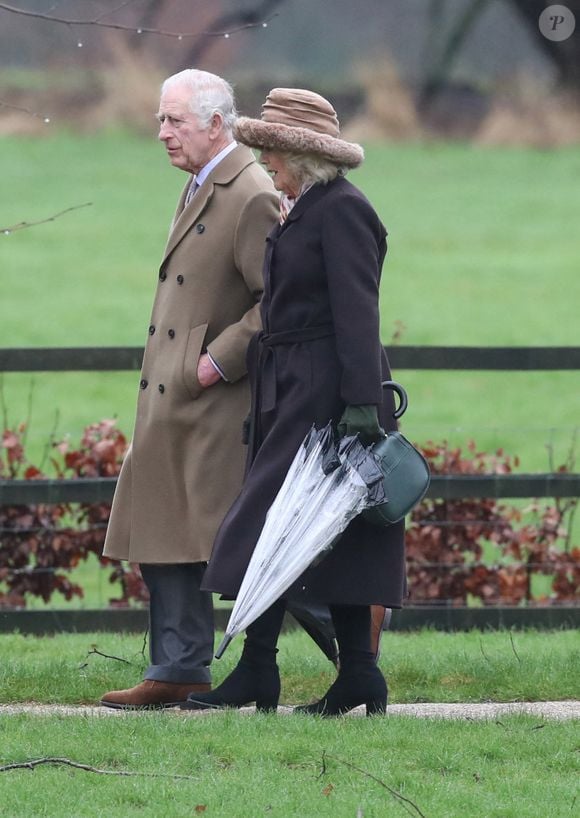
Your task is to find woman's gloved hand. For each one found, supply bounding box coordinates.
[337,404,385,446]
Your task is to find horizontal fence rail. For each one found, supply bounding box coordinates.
[1,345,578,503]
[1,474,580,505]
[1,606,578,635]
[2,345,580,372]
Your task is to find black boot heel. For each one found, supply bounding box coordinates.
[365,696,387,716]
[255,696,279,713]
[295,667,387,717]
[180,660,280,712]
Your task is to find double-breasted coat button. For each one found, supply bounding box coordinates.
[196,224,205,234]
[158,384,165,394]
[176,274,184,285]
[140,379,148,389]
[159,270,167,281]
[168,329,175,339]
[148,325,155,335]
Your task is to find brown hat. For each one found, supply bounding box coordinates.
[234,88,364,169]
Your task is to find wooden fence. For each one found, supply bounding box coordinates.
[1,344,579,631]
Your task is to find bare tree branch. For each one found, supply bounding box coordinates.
[320,752,428,818]
[0,99,51,123]
[420,0,493,108]
[183,0,287,66]
[1,203,92,235]
[0,757,197,779]
[0,2,279,41]
[93,0,145,24]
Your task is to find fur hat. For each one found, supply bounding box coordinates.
[234,88,364,168]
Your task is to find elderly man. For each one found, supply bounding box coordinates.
[100,69,278,709]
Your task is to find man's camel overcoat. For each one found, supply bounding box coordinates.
[103,145,278,564]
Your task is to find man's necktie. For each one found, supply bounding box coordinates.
[185,179,199,207]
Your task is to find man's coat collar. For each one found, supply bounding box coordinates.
[162,144,257,262]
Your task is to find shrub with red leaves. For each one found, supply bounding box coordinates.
[407,440,580,606]
[0,420,147,608]
[0,424,80,607]
[1,424,578,609]
[50,420,147,607]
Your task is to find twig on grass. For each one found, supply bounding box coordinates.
[0,757,197,779]
[479,639,492,664]
[139,629,149,661]
[508,631,522,664]
[1,203,92,235]
[319,752,428,818]
[79,647,134,670]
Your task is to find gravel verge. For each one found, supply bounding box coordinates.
[1,701,578,719]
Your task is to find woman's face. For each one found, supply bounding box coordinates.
[260,149,300,198]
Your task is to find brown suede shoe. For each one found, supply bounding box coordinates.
[100,680,211,710]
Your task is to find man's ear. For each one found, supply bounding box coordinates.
[209,112,224,138]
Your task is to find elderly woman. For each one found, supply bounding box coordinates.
[184,89,406,716]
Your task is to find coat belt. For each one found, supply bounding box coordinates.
[260,323,335,348]
[247,324,335,463]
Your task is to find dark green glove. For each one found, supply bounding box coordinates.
[337,405,385,446]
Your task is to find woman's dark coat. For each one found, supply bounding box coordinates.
[203,175,406,608]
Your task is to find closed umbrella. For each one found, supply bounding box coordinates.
[215,423,385,659]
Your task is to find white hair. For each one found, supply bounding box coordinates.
[282,151,345,187]
[161,69,237,135]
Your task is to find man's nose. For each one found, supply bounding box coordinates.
[158,121,170,141]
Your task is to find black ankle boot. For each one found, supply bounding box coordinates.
[181,659,280,713]
[294,665,387,717]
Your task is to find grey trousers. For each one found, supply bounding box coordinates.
[140,563,213,684]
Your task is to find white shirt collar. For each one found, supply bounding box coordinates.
[195,141,237,187]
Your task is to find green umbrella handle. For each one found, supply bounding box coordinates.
[381,380,408,419]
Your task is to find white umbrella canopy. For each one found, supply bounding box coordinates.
[215,423,385,659]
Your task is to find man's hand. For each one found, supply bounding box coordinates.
[197,353,222,388]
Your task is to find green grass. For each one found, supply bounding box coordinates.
[1,134,579,470]
[0,713,578,817]
[2,134,578,818]
[1,629,578,706]
[1,629,578,816]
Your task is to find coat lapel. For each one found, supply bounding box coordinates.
[277,181,332,237]
[163,182,214,260]
[161,145,257,263]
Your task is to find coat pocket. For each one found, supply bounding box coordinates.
[183,323,209,400]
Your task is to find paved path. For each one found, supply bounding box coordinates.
[1,701,578,720]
